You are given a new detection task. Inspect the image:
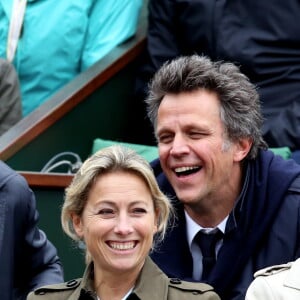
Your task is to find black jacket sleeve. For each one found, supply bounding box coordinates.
[0,161,64,300]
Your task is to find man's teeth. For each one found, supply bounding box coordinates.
[175,166,199,173]
[109,242,135,250]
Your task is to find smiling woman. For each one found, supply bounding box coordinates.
[27,145,221,300]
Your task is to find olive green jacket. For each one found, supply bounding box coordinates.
[27,256,220,300]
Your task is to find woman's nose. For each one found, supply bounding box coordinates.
[114,214,133,235]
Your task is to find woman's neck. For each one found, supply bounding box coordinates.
[94,266,141,300]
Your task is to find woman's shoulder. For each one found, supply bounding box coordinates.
[27,279,82,300]
[168,278,220,299]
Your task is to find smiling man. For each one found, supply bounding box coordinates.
[145,55,300,300]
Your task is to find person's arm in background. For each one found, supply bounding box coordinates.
[125,0,182,146]
[135,0,181,98]
[81,0,143,71]
[0,59,22,135]
[23,185,64,292]
[263,100,300,152]
[0,161,64,299]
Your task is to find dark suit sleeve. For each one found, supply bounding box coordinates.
[21,178,64,288]
[0,164,64,299]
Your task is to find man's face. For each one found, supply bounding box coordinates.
[156,89,247,210]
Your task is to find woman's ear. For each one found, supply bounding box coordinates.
[71,213,84,238]
[153,209,160,234]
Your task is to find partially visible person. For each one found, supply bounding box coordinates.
[0,58,21,135]
[28,145,220,300]
[0,160,64,300]
[0,0,142,116]
[134,0,300,153]
[245,258,300,299]
[144,55,300,300]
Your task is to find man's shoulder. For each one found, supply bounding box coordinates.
[288,175,300,193]
[0,161,17,182]
[0,161,28,190]
[0,160,14,174]
[27,279,82,299]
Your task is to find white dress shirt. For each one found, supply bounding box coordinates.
[185,210,228,280]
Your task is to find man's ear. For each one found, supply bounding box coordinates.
[233,138,252,162]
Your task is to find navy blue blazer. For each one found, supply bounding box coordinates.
[150,150,300,300]
[0,161,64,300]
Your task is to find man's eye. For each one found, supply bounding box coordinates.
[158,134,173,144]
[190,132,208,139]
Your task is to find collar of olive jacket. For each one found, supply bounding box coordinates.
[75,256,215,300]
[76,257,170,300]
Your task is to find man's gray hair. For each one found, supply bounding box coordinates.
[145,55,267,159]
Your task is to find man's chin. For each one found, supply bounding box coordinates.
[174,191,198,204]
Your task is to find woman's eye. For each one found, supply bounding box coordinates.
[132,208,147,214]
[98,209,114,215]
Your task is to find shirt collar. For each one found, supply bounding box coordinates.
[185,210,228,248]
[185,161,250,246]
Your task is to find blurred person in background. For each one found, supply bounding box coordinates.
[0,0,142,116]
[0,58,21,135]
[134,0,300,161]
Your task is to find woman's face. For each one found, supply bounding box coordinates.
[72,170,158,276]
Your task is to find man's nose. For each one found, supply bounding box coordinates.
[170,134,189,156]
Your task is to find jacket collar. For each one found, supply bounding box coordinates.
[77,257,169,300]
[77,263,97,300]
[284,258,300,291]
[131,257,169,300]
